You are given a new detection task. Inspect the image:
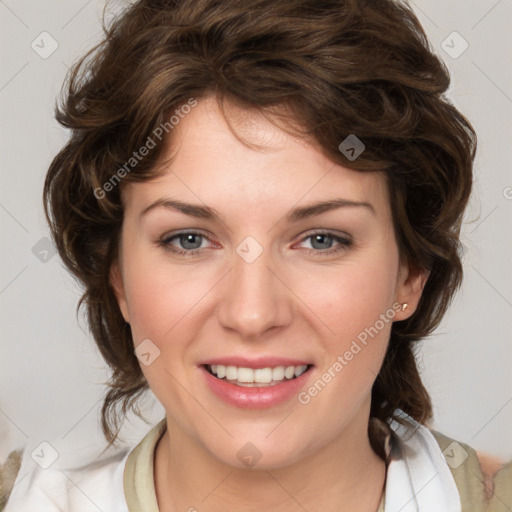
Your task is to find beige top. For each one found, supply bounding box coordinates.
[429,429,512,512]
[123,418,512,512]
[123,418,386,512]
[4,417,511,511]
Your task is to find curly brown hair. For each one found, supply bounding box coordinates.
[43,0,476,449]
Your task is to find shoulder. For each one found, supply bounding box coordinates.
[429,429,512,512]
[385,411,512,511]
[3,445,130,512]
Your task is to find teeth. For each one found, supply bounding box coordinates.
[208,364,309,384]
[237,367,254,383]
[272,366,285,381]
[254,368,272,383]
[294,366,306,377]
[225,366,238,380]
[284,366,295,379]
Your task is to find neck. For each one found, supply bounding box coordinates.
[154,406,386,512]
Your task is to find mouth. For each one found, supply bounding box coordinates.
[203,363,314,387]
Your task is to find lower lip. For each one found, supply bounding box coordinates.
[201,365,313,409]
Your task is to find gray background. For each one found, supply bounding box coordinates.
[1,0,511,474]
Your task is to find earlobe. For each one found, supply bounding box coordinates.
[396,264,429,320]
[110,263,130,323]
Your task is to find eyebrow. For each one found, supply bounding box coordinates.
[139,197,375,223]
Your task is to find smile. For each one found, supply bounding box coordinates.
[205,364,311,387]
[201,362,314,408]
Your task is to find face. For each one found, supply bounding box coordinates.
[111,95,425,469]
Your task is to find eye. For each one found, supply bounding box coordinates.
[157,229,352,257]
[157,230,214,256]
[296,230,352,256]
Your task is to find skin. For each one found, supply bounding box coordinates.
[111,95,427,512]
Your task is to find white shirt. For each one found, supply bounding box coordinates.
[4,411,461,512]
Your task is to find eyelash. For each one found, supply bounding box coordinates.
[157,229,353,257]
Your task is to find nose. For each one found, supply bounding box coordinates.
[216,242,293,340]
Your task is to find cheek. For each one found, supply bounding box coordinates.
[305,258,398,341]
[121,254,208,397]
[124,264,199,341]
[300,249,399,386]
[121,243,221,353]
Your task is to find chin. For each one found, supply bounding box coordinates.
[204,432,313,471]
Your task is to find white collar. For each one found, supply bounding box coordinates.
[5,411,461,512]
[384,410,461,512]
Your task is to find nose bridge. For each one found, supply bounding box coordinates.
[217,236,291,338]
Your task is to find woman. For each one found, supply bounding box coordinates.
[4,0,511,510]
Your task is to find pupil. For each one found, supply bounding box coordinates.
[182,234,200,249]
[313,234,331,250]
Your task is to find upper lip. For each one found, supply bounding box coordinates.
[199,356,313,369]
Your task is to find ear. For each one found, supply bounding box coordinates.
[110,262,130,324]
[394,262,429,321]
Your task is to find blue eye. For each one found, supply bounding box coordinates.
[299,231,352,254]
[158,231,209,255]
[157,230,352,257]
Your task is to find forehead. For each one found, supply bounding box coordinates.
[122,96,390,221]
